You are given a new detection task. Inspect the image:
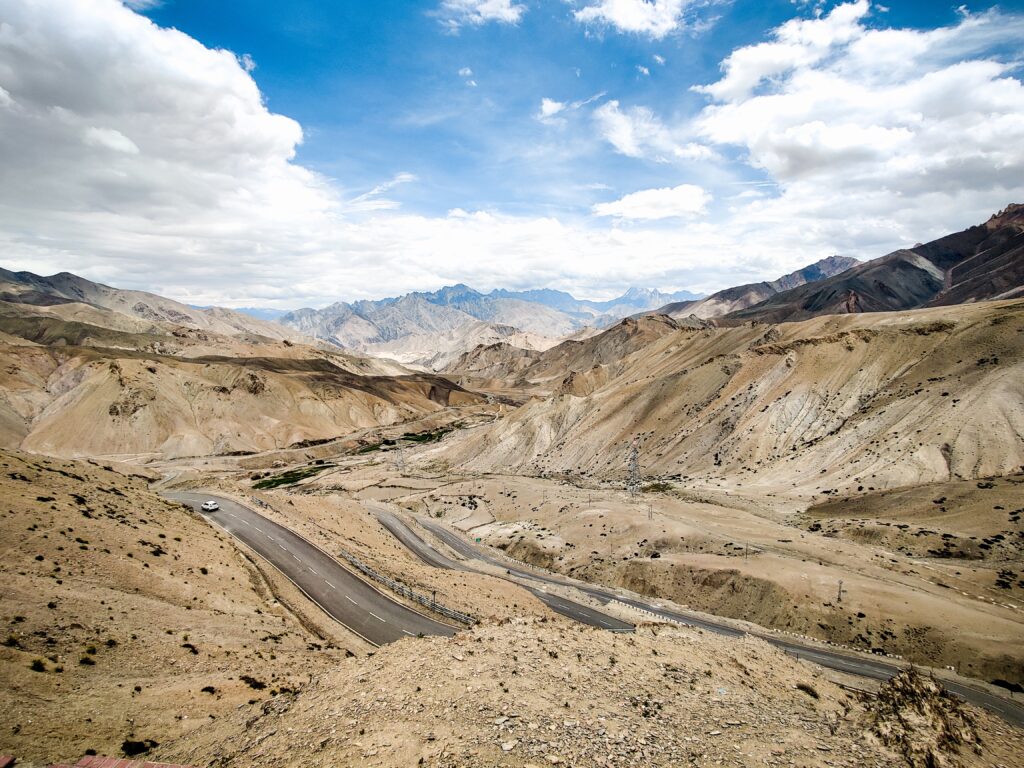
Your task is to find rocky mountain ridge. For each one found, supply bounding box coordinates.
[725,205,1024,324]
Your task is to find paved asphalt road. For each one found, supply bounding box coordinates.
[400,511,1024,727]
[371,505,634,632]
[169,492,456,645]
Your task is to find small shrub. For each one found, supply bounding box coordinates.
[796,682,819,699]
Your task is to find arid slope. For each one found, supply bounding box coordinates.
[0,450,354,764]
[435,299,1024,495]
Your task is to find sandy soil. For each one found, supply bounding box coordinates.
[160,620,1024,768]
[0,451,356,765]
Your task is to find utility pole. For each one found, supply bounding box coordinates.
[626,436,640,499]
[837,579,844,603]
[648,502,653,521]
[394,443,405,473]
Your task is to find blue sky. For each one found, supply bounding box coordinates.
[140,0,1009,220]
[1,0,1023,306]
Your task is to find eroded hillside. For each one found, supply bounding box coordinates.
[0,294,484,459]
[436,300,1024,495]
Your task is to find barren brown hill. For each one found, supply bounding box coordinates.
[434,299,1024,494]
[654,255,860,320]
[0,267,301,341]
[727,205,1024,324]
[446,314,697,397]
[0,342,481,459]
[0,280,485,461]
[162,620,1024,768]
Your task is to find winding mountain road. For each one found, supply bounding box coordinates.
[372,505,633,631]
[375,505,1024,727]
[169,492,457,645]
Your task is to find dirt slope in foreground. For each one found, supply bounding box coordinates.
[0,450,357,765]
[164,619,1024,768]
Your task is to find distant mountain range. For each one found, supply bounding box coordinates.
[0,267,299,341]
[650,255,860,320]
[3,205,1019,372]
[276,284,707,368]
[723,204,1024,324]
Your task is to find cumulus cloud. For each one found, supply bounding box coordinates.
[593,100,713,162]
[2,0,1024,307]
[574,0,690,39]
[592,184,711,220]
[695,0,870,102]
[693,2,1024,196]
[439,0,526,31]
[0,0,339,302]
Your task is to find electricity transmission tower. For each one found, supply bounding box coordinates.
[626,437,641,498]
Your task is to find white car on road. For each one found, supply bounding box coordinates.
[200,500,219,511]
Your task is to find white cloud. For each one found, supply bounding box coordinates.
[593,100,713,162]
[653,54,666,65]
[239,53,257,72]
[536,97,567,124]
[636,65,650,76]
[696,0,870,102]
[540,98,566,118]
[574,0,692,39]
[592,184,711,220]
[536,92,606,126]
[439,0,526,31]
[693,2,1024,195]
[344,173,418,213]
[82,126,140,154]
[458,67,473,77]
[2,0,1024,308]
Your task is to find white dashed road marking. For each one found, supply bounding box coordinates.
[369,611,386,623]
[345,595,357,604]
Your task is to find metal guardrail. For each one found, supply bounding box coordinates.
[336,548,477,626]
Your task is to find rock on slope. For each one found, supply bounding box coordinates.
[727,205,1024,324]
[436,299,1024,494]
